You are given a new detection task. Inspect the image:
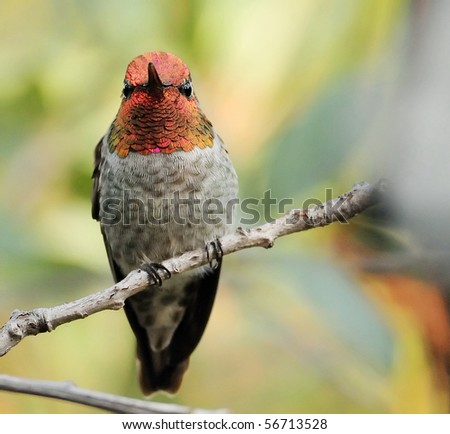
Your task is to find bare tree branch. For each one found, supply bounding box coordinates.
[0,374,226,414]
[0,180,385,413]
[0,180,385,359]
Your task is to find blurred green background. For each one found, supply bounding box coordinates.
[1,0,450,413]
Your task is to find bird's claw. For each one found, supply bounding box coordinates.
[205,239,223,270]
[140,262,171,286]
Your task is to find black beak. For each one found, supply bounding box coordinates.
[147,62,164,91]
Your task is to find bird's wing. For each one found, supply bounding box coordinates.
[91,134,125,282]
[91,136,103,221]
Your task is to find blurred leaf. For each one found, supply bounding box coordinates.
[266,75,381,199]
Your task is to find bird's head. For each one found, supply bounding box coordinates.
[110,52,214,157]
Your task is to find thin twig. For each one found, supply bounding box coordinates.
[0,374,226,414]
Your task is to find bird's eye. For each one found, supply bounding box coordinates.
[178,80,193,98]
[122,81,135,99]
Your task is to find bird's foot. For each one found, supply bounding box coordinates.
[205,238,223,270]
[140,263,171,286]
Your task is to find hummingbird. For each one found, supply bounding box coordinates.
[91,52,238,394]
